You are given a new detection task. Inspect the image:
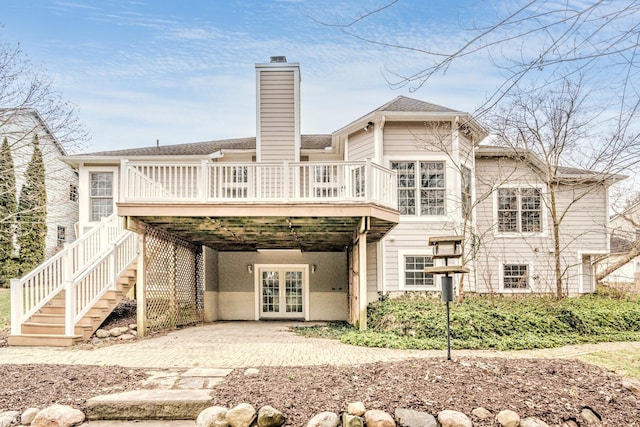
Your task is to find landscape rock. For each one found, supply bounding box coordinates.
[227,403,257,427]
[21,407,40,425]
[196,406,229,427]
[437,409,473,427]
[32,404,85,427]
[622,378,640,396]
[580,407,601,425]
[257,405,285,427]
[342,413,364,427]
[394,407,436,427]
[472,407,492,419]
[118,333,135,341]
[109,327,123,337]
[306,411,339,427]
[496,409,520,427]
[129,323,137,330]
[520,418,550,427]
[0,411,19,427]
[347,402,366,416]
[561,421,579,427]
[244,368,260,376]
[364,409,395,427]
[95,329,110,338]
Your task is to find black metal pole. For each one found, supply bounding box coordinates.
[446,298,451,360]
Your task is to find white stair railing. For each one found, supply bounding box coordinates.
[10,213,134,336]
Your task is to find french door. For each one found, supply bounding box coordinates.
[257,266,308,319]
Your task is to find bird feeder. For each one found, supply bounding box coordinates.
[424,236,469,360]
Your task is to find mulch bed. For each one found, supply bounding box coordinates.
[1,356,638,425]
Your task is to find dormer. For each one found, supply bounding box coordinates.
[255,56,301,162]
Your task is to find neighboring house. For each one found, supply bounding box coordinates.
[9,57,621,346]
[0,109,78,259]
[597,200,640,287]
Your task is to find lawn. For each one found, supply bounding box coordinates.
[0,288,10,329]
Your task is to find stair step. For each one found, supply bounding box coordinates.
[85,390,212,421]
[21,322,93,337]
[7,333,84,347]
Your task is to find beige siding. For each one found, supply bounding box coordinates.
[383,121,453,156]
[348,129,374,161]
[217,251,347,320]
[258,70,296,161]
[474,157,609,295]
[383,221,459,292]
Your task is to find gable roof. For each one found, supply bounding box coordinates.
[476,145,626,183]
[372,96,461,114]
[81,134,332,157]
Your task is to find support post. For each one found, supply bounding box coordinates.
[136,233,147,337]
[64,279,75,336]
[10,279,22,336]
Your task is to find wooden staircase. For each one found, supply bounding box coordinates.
[8,265,137,347]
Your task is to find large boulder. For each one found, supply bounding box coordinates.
[31,405,85,427]
[520,418,550,427]
[364,409,396,427]
[0,411,19,427]
[496,409,520,427]
[306,411,339,427]
[257,405,285,427]
[196,406,228,427]
[394,408,436,427]
[437,410,472,427]
[227,403,257,427]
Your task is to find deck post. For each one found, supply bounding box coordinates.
[64,279,75,336]
[10,278,22,335]
[199,159,208,202]
[136,233,147,337]
[358,216,369,330]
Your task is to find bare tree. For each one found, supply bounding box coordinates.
[0,34,87,277]
[489,78,631,298]
[0,36,88,151]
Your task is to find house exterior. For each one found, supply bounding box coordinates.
[597,201,640,288]
[1,109,79,260]
[37,57,618,337]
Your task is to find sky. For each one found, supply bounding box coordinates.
[0,0,500,153]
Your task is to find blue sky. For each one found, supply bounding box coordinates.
[1,1,515,152]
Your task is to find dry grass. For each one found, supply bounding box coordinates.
[581,349,640,381]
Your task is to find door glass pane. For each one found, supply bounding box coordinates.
[285,271,303,313]
[262,271,280,313]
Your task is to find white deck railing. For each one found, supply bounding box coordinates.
[121,160,397,209]
[10,213,138,336]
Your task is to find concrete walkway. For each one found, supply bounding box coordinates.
[2,321,639,369]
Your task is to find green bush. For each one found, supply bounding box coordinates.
[295,291,640,351]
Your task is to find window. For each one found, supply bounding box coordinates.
[223,166,249,198]
[503,264,529,290]
[497,187,541,233]
[392,161,446,216]
[461,166,472,217]
[404,255,435,287]
[69,184,78,202]
[57,226,66,248]
[313,165,339,198]
[90,172,113,221]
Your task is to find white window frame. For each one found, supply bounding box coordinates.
[398,249,437,291]
[388,156,452,221]
[493,184,547,237]
[79,166,119,228]
[253,264,310,321]
[499,261,534,292]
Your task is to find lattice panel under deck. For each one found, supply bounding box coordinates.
[143,226,203,332]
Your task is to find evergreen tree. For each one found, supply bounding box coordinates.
[0,137,18,284]
[17,135,47,274]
